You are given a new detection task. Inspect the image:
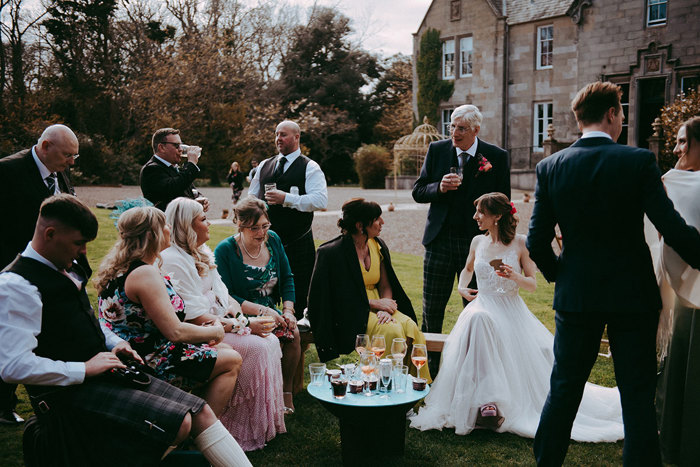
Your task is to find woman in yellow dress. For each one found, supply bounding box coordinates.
[308,198,431,381]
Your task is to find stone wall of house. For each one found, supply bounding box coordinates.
[412,0,506,146]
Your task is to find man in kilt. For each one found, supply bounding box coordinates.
[0,194,251,467]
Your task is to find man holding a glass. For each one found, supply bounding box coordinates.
[140,127,209,212]
[249,120,328,319]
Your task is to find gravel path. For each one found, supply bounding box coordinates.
[77,185,534,257]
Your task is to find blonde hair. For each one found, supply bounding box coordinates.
[165,197,215,276]
[94,207,168,292]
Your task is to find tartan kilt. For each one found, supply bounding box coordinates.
[27,377,206,466]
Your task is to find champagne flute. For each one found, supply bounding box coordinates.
[370,334,386,358]
[359,351,377,397]
[391,338,407,363]
[411,343,427,378]
[355,334,369,356]
[378,358,393,399]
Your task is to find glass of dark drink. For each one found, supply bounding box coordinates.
[331,377,347,399]
[349,380,364,394]
[412,377,427,391]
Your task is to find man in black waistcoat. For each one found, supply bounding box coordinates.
[0,124,80,425]
[412,104,510,378]
[249,120,328,318]
[0,194,251,466]
[140,127,209,212]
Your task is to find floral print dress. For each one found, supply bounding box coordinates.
[99,261,218,390]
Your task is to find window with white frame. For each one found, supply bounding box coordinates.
[536,25,553,70]
[443,40,455,80]
[619,83,630,144]
[647,0,667,27]
[442,109,454,137]
[460,36,473,77]
[533,102,553,151]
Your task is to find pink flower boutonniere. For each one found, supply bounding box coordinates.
[476,153,493,177]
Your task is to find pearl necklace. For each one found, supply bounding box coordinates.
[239,233,263,259]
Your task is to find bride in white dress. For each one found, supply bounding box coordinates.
[410,193,624,442]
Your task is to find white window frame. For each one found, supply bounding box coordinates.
[443,39,455,80]
[442,109,454,137]
[646,0,667,27]
[536,25,553,70]
[459,36,473,77]
[533,102,553,151]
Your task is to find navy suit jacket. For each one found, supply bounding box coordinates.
[139,156,200,211]
[412,138,510,246]
[527,137,700,314]
[0,149,75,268]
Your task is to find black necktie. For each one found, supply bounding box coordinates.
[274,156,287,180]
[45,174,57,194]
[459,152,469,168]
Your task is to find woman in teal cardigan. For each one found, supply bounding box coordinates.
[215,196,301,414]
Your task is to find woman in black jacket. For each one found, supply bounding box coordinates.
[308,198,430,380]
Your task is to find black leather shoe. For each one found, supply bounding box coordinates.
[0,410,24,425]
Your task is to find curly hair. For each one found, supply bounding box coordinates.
[94,206,168,293]
[165,197,215,277]
[474,192,518,245]
[337,198,382,236]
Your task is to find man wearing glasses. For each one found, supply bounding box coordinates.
[0,123,80,425]
[412,104,510,378]
[140,127,209,212]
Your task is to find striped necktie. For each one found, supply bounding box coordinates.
[45,173,57,194]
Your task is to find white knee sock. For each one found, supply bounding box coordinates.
[194,420,252,467]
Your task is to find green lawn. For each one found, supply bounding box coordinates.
[0,209,623,465]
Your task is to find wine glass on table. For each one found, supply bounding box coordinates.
[370,335,386,358]
[355,334,369,357]
[359,351,377,397]
[411,343,427,382]
[378,359,393,399]
[391,338,407,363]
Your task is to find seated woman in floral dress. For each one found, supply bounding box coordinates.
[214,196,301,413]
[162,197,285,451]
[95,206,241,416]
[307,198,431,381]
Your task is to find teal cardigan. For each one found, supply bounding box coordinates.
[214,230,296,309]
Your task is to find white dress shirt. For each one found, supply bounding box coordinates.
[0,243,124,386]
[32,146,59,194]
[581,130,613,140]
[249,148,328,212]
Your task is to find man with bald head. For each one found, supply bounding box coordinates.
[0,124,80,424]
[249,120,327,319]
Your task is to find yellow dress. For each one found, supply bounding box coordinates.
[362,238,432,382]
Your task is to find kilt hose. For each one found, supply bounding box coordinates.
[282,229,316,319]
[26,376,206,466]
[422,226,476,378]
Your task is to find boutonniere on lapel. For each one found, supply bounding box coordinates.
[475,153,493,177]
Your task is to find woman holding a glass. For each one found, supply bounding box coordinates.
[308,198,431,381]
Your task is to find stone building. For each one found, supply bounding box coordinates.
[413,0,700,189]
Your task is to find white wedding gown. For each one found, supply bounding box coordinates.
[410,236,624,442]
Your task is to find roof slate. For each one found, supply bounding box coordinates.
[506,0,573,25]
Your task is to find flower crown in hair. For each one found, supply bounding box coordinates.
[110,197,154,226]
[510,202,517,215]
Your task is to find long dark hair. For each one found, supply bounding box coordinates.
[474,192,518,245]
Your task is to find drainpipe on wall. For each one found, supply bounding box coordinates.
[501,16,509,159]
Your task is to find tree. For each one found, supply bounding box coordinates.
[370,54,414,148]
[416,28,453,126]
[277,6,381,184]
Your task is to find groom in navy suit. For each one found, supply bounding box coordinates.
[413,105,510,377]
[528,82,700,466]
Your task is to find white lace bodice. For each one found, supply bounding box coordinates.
[473,237,521,297]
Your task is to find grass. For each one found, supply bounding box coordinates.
[0,210,623,466]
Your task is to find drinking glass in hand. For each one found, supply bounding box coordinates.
[370,334,386,358]
[391,338,407,362]
[355,334,370,357]
[449,166,463,182]
[411,343,427,375]
[379,359,393,399]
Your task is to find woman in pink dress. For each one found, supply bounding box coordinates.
[162,197,285,451]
